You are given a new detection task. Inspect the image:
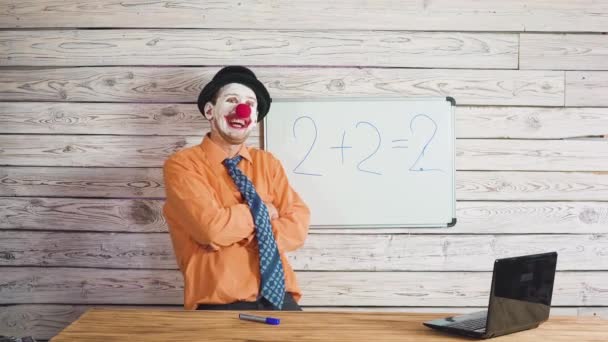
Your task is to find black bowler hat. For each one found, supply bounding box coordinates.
[197,66,272,122]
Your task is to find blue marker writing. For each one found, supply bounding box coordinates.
[238,313,281,325]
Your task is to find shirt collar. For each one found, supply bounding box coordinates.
[200,134,253,166]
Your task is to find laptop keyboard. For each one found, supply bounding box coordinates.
[446,316,487,331]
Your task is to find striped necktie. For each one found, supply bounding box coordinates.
[223,155,286,309]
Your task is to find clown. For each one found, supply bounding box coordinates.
[203,84,258,146]
[163,66,310,311]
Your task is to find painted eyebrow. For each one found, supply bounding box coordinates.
[223,93,257,101]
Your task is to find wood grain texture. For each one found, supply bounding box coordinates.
[0,30,518,68]
[456,107,608,139]
[0,0,606,337]
[0,67,565,106]
[0,197,167,232]
[456,139,608,171]
[0,102,207,135]
[1,268,607,306]
[49,309,608,342]
[1,0,607,32]
[2,304,599,341]
[3,104,607,139]
[455,171,608,201]
[0,167,166,198]
[0,231,606,271]
[566,72,608,107]
[310,307,601,317]
[521,34,608,71]
[0,135,214,167]
[4,136,606,170]
[3,167,608,201]
[0,305,89,341]
[3,197,608,234]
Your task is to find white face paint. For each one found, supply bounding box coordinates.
[204,83,258,145]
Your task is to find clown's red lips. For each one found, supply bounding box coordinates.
[225,114,251,129]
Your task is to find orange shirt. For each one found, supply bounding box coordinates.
[163,135,310,310]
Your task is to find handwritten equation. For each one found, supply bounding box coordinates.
[291,114,444,176]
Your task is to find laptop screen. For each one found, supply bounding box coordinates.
[486,252,558,334]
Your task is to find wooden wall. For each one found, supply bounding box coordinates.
[1,1,608,340]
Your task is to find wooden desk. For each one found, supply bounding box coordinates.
[50,309,606,342]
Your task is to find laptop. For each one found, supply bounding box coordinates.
[423,252,558,339]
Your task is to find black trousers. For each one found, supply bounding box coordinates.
[196,292,302,311]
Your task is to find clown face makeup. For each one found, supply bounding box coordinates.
[204,83,259,145]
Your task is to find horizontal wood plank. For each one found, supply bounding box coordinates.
[2,198,608,234]
[2,304,599,341]
[3,104,608,139]
[3,167,608,201]
[456,139,608,171]
[0,231,606,271]
[0,135,202,167]
[566,72,608,107]
[0,197,167,232]
[3,136,606,170]
[0,102,207,135]
[253,234,608,272]
[1,0,607,32]
[0,67,565,106]
[521,34,608,71]
[0,268,606,306]
[456,107,608,139]
[0,30,518,68]
[0,167,166,198]
[455,171,608,201]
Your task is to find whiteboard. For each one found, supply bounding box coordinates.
[264,98,456,228]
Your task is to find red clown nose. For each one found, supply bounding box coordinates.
[235,104,251,118]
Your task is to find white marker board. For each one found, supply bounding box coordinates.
[264,98,456,228]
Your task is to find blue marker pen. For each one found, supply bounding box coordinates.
[238,313,280,325]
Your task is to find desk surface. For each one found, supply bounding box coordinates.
[50,309,606,342]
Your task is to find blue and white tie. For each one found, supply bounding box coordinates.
[223,155,286,309]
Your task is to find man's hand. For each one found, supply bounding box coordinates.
[265,202,279,220]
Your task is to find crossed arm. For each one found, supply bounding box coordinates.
[163,157,310,252]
